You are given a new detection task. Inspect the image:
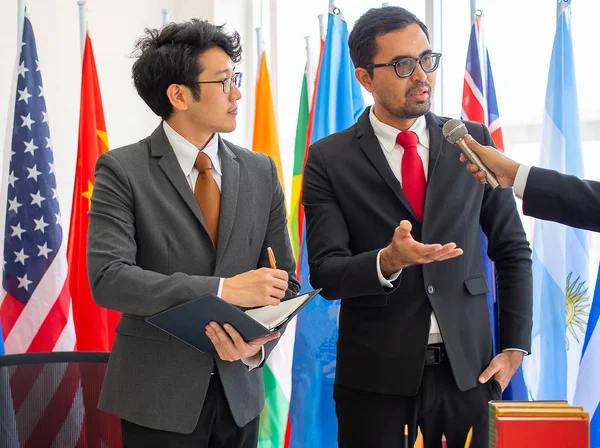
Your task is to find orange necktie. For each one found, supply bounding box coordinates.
[194,152,220,245]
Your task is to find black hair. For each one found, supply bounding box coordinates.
[348,7,429,77]
[131,19,242,119]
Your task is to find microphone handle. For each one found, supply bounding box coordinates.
[456,138,500,189]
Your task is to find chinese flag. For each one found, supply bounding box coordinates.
[68,33,120,351]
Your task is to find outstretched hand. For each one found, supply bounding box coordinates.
[379,220,463,276]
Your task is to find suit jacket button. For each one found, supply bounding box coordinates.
[427,285,435,294]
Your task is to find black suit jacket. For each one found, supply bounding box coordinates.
[523,166,600,232]
[302,108,533,395]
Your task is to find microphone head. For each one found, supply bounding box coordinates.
[442,119,468,145]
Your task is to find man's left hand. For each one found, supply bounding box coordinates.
[205,321,280,362]
[478,351,525,391]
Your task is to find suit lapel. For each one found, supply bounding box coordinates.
[356,108,419,221]
[150,124,213,246]
[215,138,239,265]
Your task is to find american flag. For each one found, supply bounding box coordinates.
[0,15,75,354]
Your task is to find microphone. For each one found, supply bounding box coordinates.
[442,119,500,189]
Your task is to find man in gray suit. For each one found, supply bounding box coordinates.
[87,19,299,447]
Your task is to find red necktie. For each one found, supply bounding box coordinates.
[396,130,426,221]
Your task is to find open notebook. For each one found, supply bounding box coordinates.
[146,289,321,352]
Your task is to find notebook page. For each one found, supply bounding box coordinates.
[244,293,310,330]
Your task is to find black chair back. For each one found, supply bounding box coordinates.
[0,351,121,447]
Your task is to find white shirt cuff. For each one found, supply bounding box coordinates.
[513,165,532,199]
[217,278,224,297]
[502,348,528,355]
[242,346,265,370]
[376,250,401,288]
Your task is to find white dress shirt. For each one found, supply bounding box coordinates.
[162,121,263,368]
[369,108,442,344]
[513,165,532,199]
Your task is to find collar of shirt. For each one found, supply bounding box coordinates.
[368,105,429,153]
[162,120,222,178]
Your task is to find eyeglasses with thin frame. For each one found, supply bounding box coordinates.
[187,72,243,94]
[365,53,441,78]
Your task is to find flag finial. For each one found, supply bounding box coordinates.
[329,4,345,21]
[557,0,572,19]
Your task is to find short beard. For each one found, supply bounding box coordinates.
[381,98,430,120]
[396,101,430,119]
[380,82,432,119]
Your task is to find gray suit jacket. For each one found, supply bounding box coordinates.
[87,124,299,434]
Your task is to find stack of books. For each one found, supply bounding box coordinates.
[488,400,589,447]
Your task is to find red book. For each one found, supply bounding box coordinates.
[493,416,589,448]
[489,402,589,448]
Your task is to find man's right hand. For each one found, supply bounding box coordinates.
[221,268,289,307]
[379,221,463,276]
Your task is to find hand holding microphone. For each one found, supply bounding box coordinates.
[442,119,509,189]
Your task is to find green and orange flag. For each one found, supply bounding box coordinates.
[289,67,310,261]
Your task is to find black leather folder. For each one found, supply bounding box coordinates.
[145,289,321,353]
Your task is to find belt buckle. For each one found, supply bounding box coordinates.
[426,345,443,365]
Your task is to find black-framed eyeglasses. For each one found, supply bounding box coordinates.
[365,53,441,78]
[187,72,243,94]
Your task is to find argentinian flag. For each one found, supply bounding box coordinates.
[522,0,595,403]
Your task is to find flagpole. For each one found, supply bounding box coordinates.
[470,0,477,24]
[17,0,25,45]
[78,0,86,61]
[305,36,313,102]
[5,0,26,271]
[318,14,326,38]
[256,27,263,68]
[162,8,171,27]
[557,0,571,19]
[476,9,488,121]
[256,0,264,65]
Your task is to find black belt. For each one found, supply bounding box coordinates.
[424,344,446,365]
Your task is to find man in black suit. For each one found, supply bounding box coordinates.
[302,6,533,448]
[460,134,600,232]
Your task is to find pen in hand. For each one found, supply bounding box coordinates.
[267,247,277,269]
